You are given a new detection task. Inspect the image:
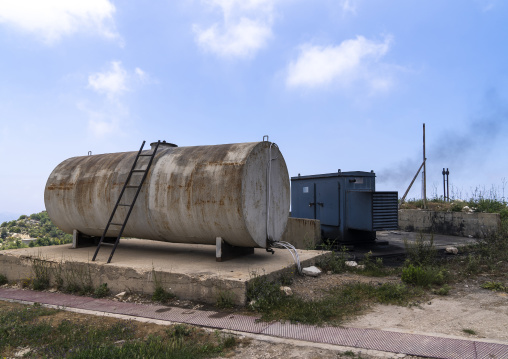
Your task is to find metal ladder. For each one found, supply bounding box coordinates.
[92,140,161,263]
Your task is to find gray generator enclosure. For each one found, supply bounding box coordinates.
[291,171,398,242]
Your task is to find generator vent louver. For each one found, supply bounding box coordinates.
[372,192,399,231]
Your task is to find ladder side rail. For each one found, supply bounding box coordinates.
[107,141,161,263]
[92,141,146,261]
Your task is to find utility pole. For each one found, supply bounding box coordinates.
[423,123,427,209]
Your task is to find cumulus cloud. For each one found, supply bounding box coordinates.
[193,0,274,59]
[286,36,392,91]
[88,61,128,98]
[87,61,150,98]
[0,0,117,43]
[85,62,149,137]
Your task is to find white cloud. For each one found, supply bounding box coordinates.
[193,0,274,59]
[0,0,117,43]
[84,62,150,137]
[88,61,129,98]
[286,36,392,90]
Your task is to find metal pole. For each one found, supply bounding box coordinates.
[442,168,446,201]
[423,123,427,209]
[401,159,426,204]
[446,168,450,202]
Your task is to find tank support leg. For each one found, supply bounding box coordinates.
[72,229,80,249]
[72,230,97,248]
[216,237,254,262]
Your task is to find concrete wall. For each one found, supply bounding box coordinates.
[399,209,500,238]
[281,218,321,249]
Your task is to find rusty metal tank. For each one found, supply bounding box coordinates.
[44,141,290,248]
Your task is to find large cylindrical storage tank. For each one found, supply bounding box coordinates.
[44,141,290,248]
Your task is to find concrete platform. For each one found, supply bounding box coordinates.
[0,238,327,305]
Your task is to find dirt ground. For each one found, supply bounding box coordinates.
[227,271,508,358]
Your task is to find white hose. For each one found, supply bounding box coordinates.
[271,240,303,275]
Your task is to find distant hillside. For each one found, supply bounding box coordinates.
[0,211,72,250]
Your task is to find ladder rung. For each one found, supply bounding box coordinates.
[94,140,161,264]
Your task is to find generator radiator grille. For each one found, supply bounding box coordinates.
[372,192,398,231]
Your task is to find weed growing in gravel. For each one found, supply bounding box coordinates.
[339,350,365,358]
[481,281,507,292]
[30,256,51,290]
[93,283,110,298]
[434,284,451,296]
[216,289,235,309]
[247,274,423,325]
[401,264,446,288]
[316,243,350,274]
[60,261,94,295]
[167,324,193,338]
[462,328,477,335]
[151,269,175,303]
[404,233,437,267]
[358,251,392,277]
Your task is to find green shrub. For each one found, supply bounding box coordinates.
[465,254,481,275]
[10,226,21,233]
[401,264,445,287]
[152,286,175,303]
[0,273,7,285]
[151,269,175,303]
[246,273,285,312]
[316,244,349,274]
[94,283,110,298]
[404,233,437,266]
[450,202,464,212]
[435,284,451,295]
[481,281,506,292]
[167,324,192,338]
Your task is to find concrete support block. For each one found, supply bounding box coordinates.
[281,218,321,249]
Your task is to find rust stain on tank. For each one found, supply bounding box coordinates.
[46,184,75,190]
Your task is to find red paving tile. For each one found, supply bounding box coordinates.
[1,287,507,359]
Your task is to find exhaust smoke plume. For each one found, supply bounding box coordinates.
[377,90,508,196]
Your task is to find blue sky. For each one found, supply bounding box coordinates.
[1,0,507,221]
